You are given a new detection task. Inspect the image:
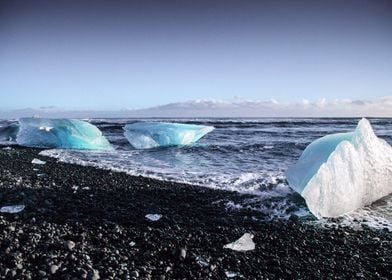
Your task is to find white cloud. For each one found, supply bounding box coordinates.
[1,96,391,118]
[142,96,392,118]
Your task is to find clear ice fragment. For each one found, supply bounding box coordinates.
[225,271,242,278]
[223,233,255,252]
[0,205,25,213]
[123,122,214,149]
[0,123,19,142]
[32,158,46,165]
[145,214,162,221]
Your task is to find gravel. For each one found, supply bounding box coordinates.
[0,146,391,279]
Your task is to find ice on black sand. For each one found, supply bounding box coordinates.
[145,214,162,221]
[0,205,25,213]
[32,158,46,165]
[223,233,255,252]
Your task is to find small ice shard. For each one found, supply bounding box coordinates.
[123,122,214,149]
[225,271,242,279]
[145,214,162,221]
[286,118,392,218]
[195,256,209,267]
[2,147,12,150]
[39,126,53,132]
[17,118,113,151]
[0,205,25,213]
[0,123,19,142]
[32,158,46,165]
[223,233,255,252]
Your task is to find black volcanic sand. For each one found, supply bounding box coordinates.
[0,147,391,280]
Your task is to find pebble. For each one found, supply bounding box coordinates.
[87,269,100,280]
[179,248,187,260]
[50,265,59,274]
[65,240,75,251]
[130,270,139,278]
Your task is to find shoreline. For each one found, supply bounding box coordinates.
[0,147,391,279]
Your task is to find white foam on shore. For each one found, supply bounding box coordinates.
[39,149,286,194]
[39,146,392,231]
[39,149,301,219]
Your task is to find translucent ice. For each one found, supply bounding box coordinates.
[286,118,392,218]
[32,158,46,165]
[0,123,19,142]
[145,214,162,221]
[17,118,112,151]
[225,271,242,279]
[0,205,25,213]
[123,122,214,149]
[223,233,255,252]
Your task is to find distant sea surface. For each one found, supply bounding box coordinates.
[2,118,392,230]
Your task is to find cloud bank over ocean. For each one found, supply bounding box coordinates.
[1,96,391,119]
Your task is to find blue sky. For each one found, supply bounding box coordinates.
[0,0,391,111]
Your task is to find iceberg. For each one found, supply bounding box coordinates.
[17,118,113,151]
[286,118,392,218]
[0,123,19,142]
[123,122,214,149]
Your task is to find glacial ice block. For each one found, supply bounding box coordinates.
[123,122,214,149]
[286,118,392,218]
[17,118,113,150]
[0,123,19,142]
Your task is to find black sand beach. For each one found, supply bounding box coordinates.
[0,147,391,279]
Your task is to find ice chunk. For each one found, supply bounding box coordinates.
[32,158,46,165]
[286,118,392,218]
[145,214,162,221]
[195,256,209,267]
[17,118,113,151]
[225,271,243,279]
[0,123,19,142]
[286,132,354,194]
[223,233,255,252]
[0,205,25,213]
[123,122,214,149]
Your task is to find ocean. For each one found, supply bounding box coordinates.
[2,118,392,230]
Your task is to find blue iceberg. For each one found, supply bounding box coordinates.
[286,118,392,218]
[0,123,19,142]
[123,122,214,149]
[17,118,113,151]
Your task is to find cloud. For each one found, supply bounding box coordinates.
[137,96,392,118]
[0,96,391,118]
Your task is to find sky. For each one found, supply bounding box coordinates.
[0,0,391,114]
